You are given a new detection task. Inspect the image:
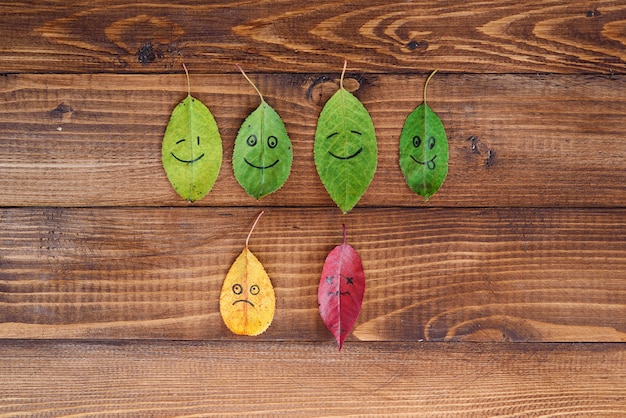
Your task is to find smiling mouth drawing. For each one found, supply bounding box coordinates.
[233,299,255,307]
[326,130,363,160]
[411,154,437,170]
[171,152,205,163]
[328,148,363,160]
[244,158,279,169]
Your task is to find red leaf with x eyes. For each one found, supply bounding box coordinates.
[318,225,365,351]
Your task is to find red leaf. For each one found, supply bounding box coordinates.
[318,225,365,350]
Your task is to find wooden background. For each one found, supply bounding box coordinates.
[1,0,625,415]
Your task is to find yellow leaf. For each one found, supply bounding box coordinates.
[220,212,275,336]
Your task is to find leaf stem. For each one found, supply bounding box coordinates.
[237,64,264,103]
[424,69,438,104]
[340,60,347,90]
[246,211,264,248]
[182,63,191,97]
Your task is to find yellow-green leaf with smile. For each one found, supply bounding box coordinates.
[162,65,222,202]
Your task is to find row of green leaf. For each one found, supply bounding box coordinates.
[162,63,449,213]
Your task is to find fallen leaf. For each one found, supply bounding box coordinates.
[399,70,448,201]
[233,66,293,199]
[220,211,275,336]
[318,224,365,350]
[314,61,377,213]
[162,64,222,202]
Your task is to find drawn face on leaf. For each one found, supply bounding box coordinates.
[398,102,448,201]
[229,282,262,307]
[219,248,275,336]
[232,103,293,199]
[162,99,218,169]
[161,95,223,202]
[242,133,283,170]
[313,87,378,213]
[410,135,437,170]
[168,135,206,164]
[323,130,364,161]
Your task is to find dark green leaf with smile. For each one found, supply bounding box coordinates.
[399,70,448,201]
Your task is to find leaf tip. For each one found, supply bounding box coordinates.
[337,332,349,351]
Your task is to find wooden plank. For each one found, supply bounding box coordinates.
[1,207,624,342]
[1,73,625,207]
[1,1,625,74]
[2,1,623,415]
[1,340,624,416]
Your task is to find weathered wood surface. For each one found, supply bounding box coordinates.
[1,341,625,416]
[1,208,624,342]
[1,0,625,74]
[1,0,625,415]
[1,73,625,207]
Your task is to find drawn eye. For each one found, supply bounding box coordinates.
[232,284,243,295]
[176,138,186,144]
[267,136,278,149]
[250,285,260,295]
[412,135,421,148]
[428,136,435,149]
[197,136,201,146]
[247,134,257,147]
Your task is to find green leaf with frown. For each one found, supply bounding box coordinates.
[162,65,222,202]
[399,70,448,201]
[233,66,292,199]
[314,61,377,214]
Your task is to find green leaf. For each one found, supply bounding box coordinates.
[162,65,222,202]
[233,66,293,199]
[399,70,448,201]
[314,62,377,213]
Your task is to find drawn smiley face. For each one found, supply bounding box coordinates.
[398,103,448,200]
[169,135,205,163]
[313,85,378,213]
[324,130,364,160]
[410,135,437,170]
[232,103,293,199]
[163,98,218,168]
[316,128,373,168]
[161,95,223,202]
[242,134,281,170]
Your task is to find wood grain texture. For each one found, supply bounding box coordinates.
[1,0,626,74]
[1,207,624,342]
[1,1,625,415]
[1,73,625,207]
[1,341,624,416]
